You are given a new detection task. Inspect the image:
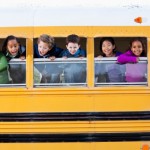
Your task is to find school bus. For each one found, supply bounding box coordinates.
[0,2,150,150]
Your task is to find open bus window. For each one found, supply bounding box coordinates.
[33,37,87,87]
[0,38,26,87]
[8,59,26,85]
[34,58,87,87]
[94,37,147,86]
[95,57,147,86]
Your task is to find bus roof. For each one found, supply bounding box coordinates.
[0,0,150,26]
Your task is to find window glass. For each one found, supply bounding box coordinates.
[33,37,87,87]
[34,58,87,87]
[8,59,26,85]
[94,37,147,86]
[95,57,147,86]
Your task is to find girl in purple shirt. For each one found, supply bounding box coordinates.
[117,38,147,82]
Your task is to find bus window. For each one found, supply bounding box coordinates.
[94,37,147,86]
[33,37,87,87]
[0,38,26,87]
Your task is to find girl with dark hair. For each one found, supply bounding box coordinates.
[98,37,121,57]
[95,37,123,83]
[2,35,26,61]
[2,35,42,84]
[117,38,147,82]
[117,38,146,63]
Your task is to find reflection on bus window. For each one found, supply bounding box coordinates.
[124,63,147,82]
[94,37,147,86]
[34,58,87,87]
[95,62,125,83]
[95,57,147,86]
[9,60,26,84]
[0,58,26,87]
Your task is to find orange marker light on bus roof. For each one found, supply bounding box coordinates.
[134,17,142,23]
[142,144,149,150]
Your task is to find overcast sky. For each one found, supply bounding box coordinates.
[0,0,149,26]
[0,0,150,8]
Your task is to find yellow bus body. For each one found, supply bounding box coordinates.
[0,26,150,149]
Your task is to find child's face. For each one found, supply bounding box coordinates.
[131,40,143,56]
[102,40,115,57]
[7,39,19,56]
[38,41,50,56]
[66,42,80,55]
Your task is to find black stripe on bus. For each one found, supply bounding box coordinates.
[0,132,150,142]
[0,111,150,121]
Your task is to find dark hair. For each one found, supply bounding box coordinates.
[66,34,80,45]
[2,35,20,53]
[99,37,116,57]
[129,38,146,57]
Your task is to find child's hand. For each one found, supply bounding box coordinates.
[20,56,25,60]
[97,55,103,58]
[49,56,56,61]
[62,56,67,59]
[79,56,84,59]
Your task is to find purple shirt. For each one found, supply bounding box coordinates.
[117,50,147,82]
[117,50,137,63]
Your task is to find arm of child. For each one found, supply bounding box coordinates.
[20,56,26,60]
[0,54,8,71]
[79,56,84,59]
[117,52,137,63]
[78,49,86,59]
[97,55,103,58]
[20,46,26,60]
[62,56,67,59]
[49,56,56,61]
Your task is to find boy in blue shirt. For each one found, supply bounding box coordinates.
[34,34,63,83]
[61,34,86,83]
[34,34,63,59]
[62,34,86,58]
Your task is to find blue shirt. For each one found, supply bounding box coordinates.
[34,44,63,58]
[61,48,86,58]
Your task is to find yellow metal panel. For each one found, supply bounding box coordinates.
[32,26,150,37]
[0,27,33,38]
[0,94,150,112]
[0,142,149,150]
[94,94,150,111]
[0,26,149,149]
[0,121,150,133]
[0,143,91,150]
[0,26,150,37]
[87,37,94,87]
[0,95,93,112]
[94,142,150,150]
[26,38,33,88]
